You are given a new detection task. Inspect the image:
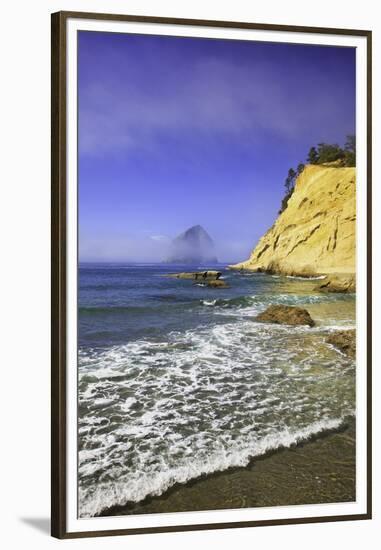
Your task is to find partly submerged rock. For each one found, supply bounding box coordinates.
[255,305,315,327]
[206,279,229,288]
[315,274,355,293]
[168,271,222,280]
[326,330,356,357]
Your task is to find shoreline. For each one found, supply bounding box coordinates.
[98,417,355,517]
[78,266,356,519]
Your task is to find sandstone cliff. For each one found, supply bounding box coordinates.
[231,165,355,276]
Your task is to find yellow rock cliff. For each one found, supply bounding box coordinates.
[231,164,356,276]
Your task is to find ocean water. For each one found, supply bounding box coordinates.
[78,264,356,517]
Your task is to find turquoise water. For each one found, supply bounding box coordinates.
[78,264,356,517]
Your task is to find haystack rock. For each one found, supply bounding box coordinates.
[167,225,218,264]
[230,165,355,278]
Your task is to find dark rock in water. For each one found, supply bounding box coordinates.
[315,274,355,293]
[167,270,228,287]
[166,225,217,264]
[255,305,315,327]
[327,330,356,357]
[168,270,221,280]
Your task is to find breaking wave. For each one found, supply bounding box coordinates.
[78,316,355,517]
[79,416,349,517]
[200,292,353,310]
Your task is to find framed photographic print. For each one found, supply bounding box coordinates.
[51,11,372,539]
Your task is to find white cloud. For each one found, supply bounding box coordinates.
[150,235,170,242]
[79,52,348,157]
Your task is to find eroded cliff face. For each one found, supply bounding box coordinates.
[232,165,355,276]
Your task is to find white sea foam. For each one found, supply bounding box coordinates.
[285,275,327,280]
[78,291,356,518]
[78,416,349,517]
[120,397,137,411]
[272,274,326,281]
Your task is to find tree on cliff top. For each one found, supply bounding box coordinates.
[316,142,345,164]
[280,167,298,214]
[278,135,355,214]
[344,134,356,166]
[306,135,355,167]
[307,147,319,164]
[284,168,296,193]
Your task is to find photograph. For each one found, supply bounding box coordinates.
[76,28,358,519]
[1,1,378,548]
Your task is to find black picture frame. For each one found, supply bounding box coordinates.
[51,10,372,539]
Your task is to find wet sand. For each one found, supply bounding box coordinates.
[100,418,355,517]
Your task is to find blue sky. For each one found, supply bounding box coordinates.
[78,31,355,263]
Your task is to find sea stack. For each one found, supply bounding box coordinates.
[166,225,218,264]
[230,164,355,279]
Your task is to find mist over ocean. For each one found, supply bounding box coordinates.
[78,263,355,517]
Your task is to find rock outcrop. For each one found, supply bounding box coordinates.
[167,271,221,280]
[166,270,228,288]
[255,305,315,327]
[166,225,217,264]
[231,165,355,277]
[314,274,356,293]
[327,330,356,357]
[206,279,229,288]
